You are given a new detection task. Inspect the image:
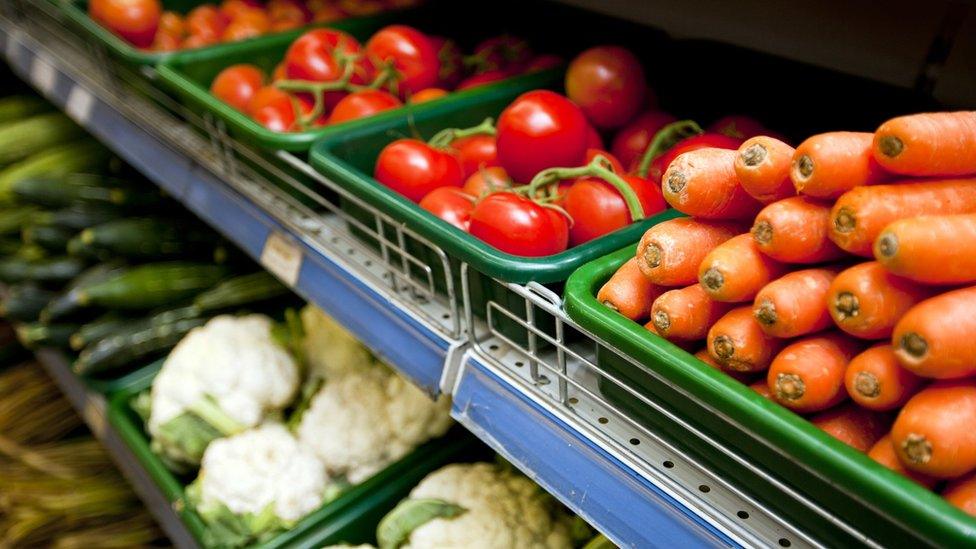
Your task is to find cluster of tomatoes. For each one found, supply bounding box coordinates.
[373,45,771,257]
[88,0,410,51]
[209,25,558,132]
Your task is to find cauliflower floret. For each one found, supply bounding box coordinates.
[188,423,327,547]
[390,463,576,549]
[148,314,300,467]
[300,305,374,379]
[296,363,452,484]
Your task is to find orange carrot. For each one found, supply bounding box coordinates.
[644,321,696,351]
[891,380,976,478]
[597,258,663,321]
[767,333,862,413]
[892,286,976,379]
[844,344,924,411]
[943,473,976,517]
[750,379,775,400]
[734,136,796,203]
[875,213,976,284]
[707,307,785,372]
[694,348,752,383]
[662,148,763,219]
[698,234,788,302]
[790,131,886,198]
[829,179,976,256]
[873,112,976,176]
[751,196,846,264]
[810,404,890,452]
[753,267,840,338]
[868,434,938,488]
[635,218,742,286]
[652,285,734,341]
[827,262,936,339]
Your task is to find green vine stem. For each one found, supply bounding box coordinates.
[427,117,497,149]
[522,155,646,221]
[635,120,703,178]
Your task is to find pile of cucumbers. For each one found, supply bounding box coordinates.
[0,95,291,376]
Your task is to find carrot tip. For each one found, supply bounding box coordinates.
[853,371,880,398]
[775,372,806,401]
[701,268,725,292]
[666,171,687,194]
[899,332,928,359]
[601,300,619,312]
[877,135,904,159]
[752,220,772,246]
[901,433,932,465]
[712,335,735,360]
[644,244,662,268]
[796,155,814,179]
[876,232,898,258]
[740,143,767,167]
[754,299,777,326]
[833,206,856,234]
[652,310,670,334]
[833,292,860,320]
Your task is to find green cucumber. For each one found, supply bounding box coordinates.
[0,256,86,284]
[70,217,221,260]
[73,316,208,375]
[35,204,123,231]
[41,261,129,321]
[22,224,72,252]
[0,206,41,235]
[72,262,229,311]
[0,112,86,165]
[16,322,79,349]
[69,312,130,351]
[11,173,161,209]
[0,96,51,125]
[0,284,55,322]
[193,271,289,312]
[0,141,112,203]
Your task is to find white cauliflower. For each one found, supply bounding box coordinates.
[296,363,453,485]
[377,462,577,549]
[186,423,327,547]
[300,304,374,379]
[148,314,300,469]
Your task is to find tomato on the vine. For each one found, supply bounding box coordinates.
[611,110,677,169]
[470,35,532,72]
[221,9,270,42]
[365,25,440,96]
[708,115,767,140]
[411,88,448,103]
[219,0,262,20]
[584,148,624,175]
[496,90,589,183]
[210,64,266,112]
[284,28,363,81]
[648,132,743,183]
[89,0,162,48]
[428,36,463,88]
[267,0,313,23]
[253,101,296,132]
[374,139,464,202]
[524,54,562,73]
[158,10,185,37]
[450,135,499,178]
[564,174,666,246]
[585,123,604,149]
[469,193,569,257]
[419,187,476,231]
[186,5,228,40]
[565,45,647,129]
[462,166,510,197]
[151,31,181,52]
[327,89,402,124]
[456,69,511,91]
[313,4,345,22]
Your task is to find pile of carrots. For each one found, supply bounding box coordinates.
[598,110,976,516]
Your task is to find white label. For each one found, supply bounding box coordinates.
[65,85,94,124]
[260,232,302,287]
[30,57,56,94]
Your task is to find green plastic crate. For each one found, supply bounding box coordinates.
[106,362,485,548]
[563,245,976,547]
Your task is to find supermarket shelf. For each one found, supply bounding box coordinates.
[0,12,461,396]
[32,349,199,549]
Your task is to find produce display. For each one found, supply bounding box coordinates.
[597,109,976,513]
[87,0,414,51]
[209,25,559,131]
[371,45,773,257]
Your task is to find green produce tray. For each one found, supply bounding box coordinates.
[564,245,976,547]
[155,19,565,152]
[59,0,401,67]
[107,362,484,549]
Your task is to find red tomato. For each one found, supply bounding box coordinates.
[566,46,647,130]
[219,0,262,20]
[564,174,666,246]
[411,88,448,103]
[313,5,346,22]
[419,187,476,231]
[585,123,603,149]
[339,0,384,15]
[158,10,185,37]
[328,89,402,124]
[611,110,677,169]
[374,139,463,202]
[428,36,463,88]
[648,133,743,183]
[524,54,562,73]
[151,30,181,51]
[267,0,313,22]
[254,104,295,132]
[365,25,440,96]
[471,35,532,72]
[211,64,266,111]
[182,33,219,49]
[496,90,589,183]
[456,69,511,91]
[451,135,499,178]
[246,85,292,116]
[272,62,288,81]
[462,166,510,197]
[708,115,767,140]
[89,0,161,48]
[469,193,569,256]
[584,148,624,175]
[284,29,363,82]
[186,5,228,40]
[271,16,304,32]
[221,9,270,42]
